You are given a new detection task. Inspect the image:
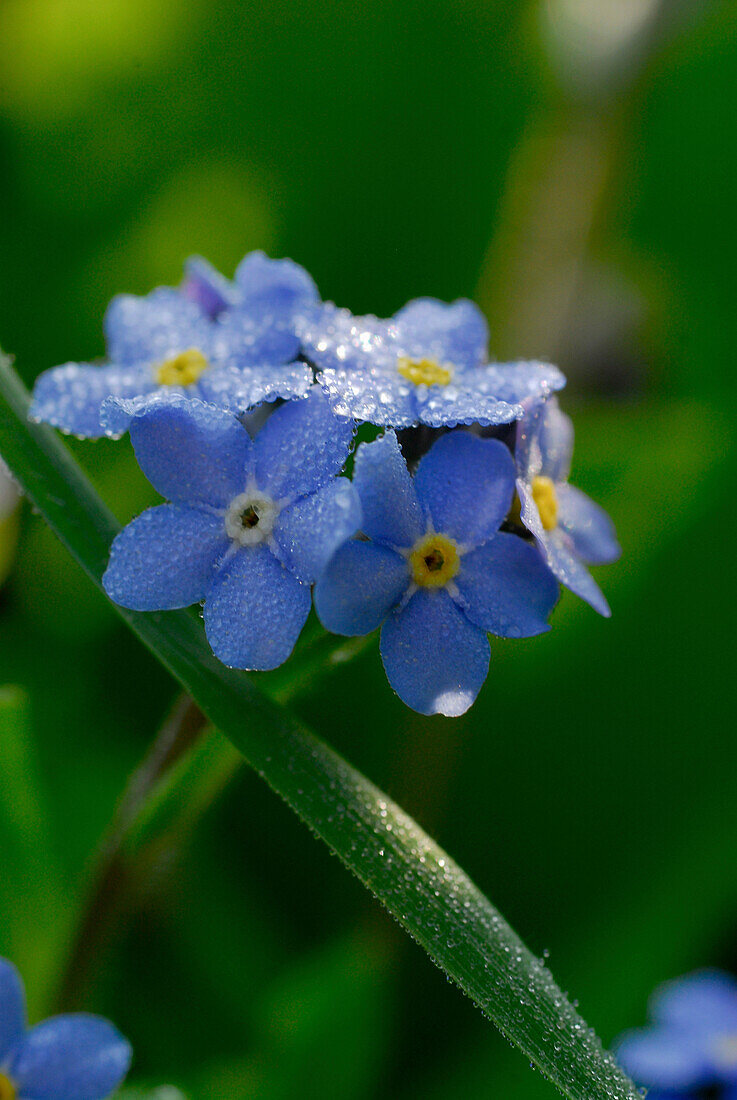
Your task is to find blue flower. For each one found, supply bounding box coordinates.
[103,391,360,671]
[299,297,565,428]
[314,430,559,716]
[0,955,131,1100]
[30,254,318,439]
[615,970,737,1099]
[183,250,320,325]
[515,397,619,617]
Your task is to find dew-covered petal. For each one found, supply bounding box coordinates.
[393,297,488,370]
[127,395,253,507]
[203,546,311,670]
[414,383,521,429]
[557,483,620,565]
[456,533,558,637]
[253,389,354,500]
[352,431,424,549]
[9,1015,132,1100]
[652,971,737,1037]
[213,312,300,365]
[103,505,229,611]
[29,362,155,439]
[476,361,565,407]
[0,957,26,1064]
[104,288,211,364]
[538,397,574,481]
[316,366,417,427]
[196,362,313,413]
[234,251,320,321]
[315,539,409,636]
[183,255,240,317]
[299,306,393,373]
[538,527,610,616]
[380,589,490,717]
[273,479,362,583]
[414,433,515,547]
[614,1027,710,1091]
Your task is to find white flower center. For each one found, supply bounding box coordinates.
[224,492,279,547]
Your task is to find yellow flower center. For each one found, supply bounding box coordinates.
[531,475,558,531]
[397,356,452,387]
[0,1072,17,1100]
[409,533,461,588]
[156,348,209,387]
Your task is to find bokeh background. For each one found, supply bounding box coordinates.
[1,0,736,1096]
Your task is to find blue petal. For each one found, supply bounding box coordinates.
[0,958,26,1064]
[204,546,311,670]
[539,527,610,616]
[234,251,320,321]
[538,398,574,481]
[614,1027,710,1091]
[183,255,240,317]
[29,363,155,439]
[127,396,253,507]
[253,390,354,500]
[557,484,620,565]
[414,382,521,429]
[380,589,490,716]
[213,312,300,365]
[315,540,409,636]
[352,432,424,549]
[273,480,361,583]
[299,306,390,373]
[456,533,558,637]
[8,1014,131,1100]
[196,362,313,413]
[103,505,229,611]
[393,297,489,370]
[652,970,737,1037]
[104,288,211,364]
[476,361,565,407]
[414,433,516,547]
[316,366,417,427]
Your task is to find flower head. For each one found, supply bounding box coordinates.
[103,391,360,670]
[315,430,558,716]
[300,297,565,429]
[616,970,737,1099]
[30,253,318,439]
[515,397,619,616]
[0,956,131,1100]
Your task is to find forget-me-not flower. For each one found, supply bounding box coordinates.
[315,430,558,716]
[299,297,565,428]
[0,955,131,1100]
[615,970,737,1099]
[515,397,619,617]
[103,391,360,670]
[30,256,316,439]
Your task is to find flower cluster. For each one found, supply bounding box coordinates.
[0,956,131,1100]
[615,970,737,1099]
[30,252,619,716]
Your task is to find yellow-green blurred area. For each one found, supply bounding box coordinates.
[1,1,736,1096]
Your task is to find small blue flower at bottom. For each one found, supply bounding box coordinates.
[103,390,360,671]
[315,430,559,716]
[0,956,131,1100]
[615,970,737,1099]
[515,397,620,617]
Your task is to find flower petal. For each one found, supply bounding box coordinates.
[196,362,313,413]
[380,589,489,716]
[0,957,26,1064]
[414,433,515,547]
[456,533,558,637]
[273,480,361,583]
[253,389,354,500]
[127,395,253,507]
[651,970,737,1036]
[234,251,320,321]
[393,297,489,370]
[316,366,417,427]
[104,288,210,363]
[614,1027,710,1091]
[29,363,154,439]
[9,1015,131,1100]
[315,540,409,636]
[478,361,566,407]
[414,384,521,429]
[213,313,300,365]
[203,546,311,670]
[557,484,620,565]
[515,396,572,482]
[532,520,611,617]
[183,255,240,317]
[352,432,424,549]
[103,505,229,611]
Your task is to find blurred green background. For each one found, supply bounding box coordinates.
[1,0,736,1096]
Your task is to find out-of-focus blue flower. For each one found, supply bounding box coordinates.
[30,255,317,439]
[515,397,619,617]
[615,970,737,1099]
[315,430,558,716]
[103,391,359,671]
[183,250,320,326]
[299,297,565,428]
[0,955,131,1100]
